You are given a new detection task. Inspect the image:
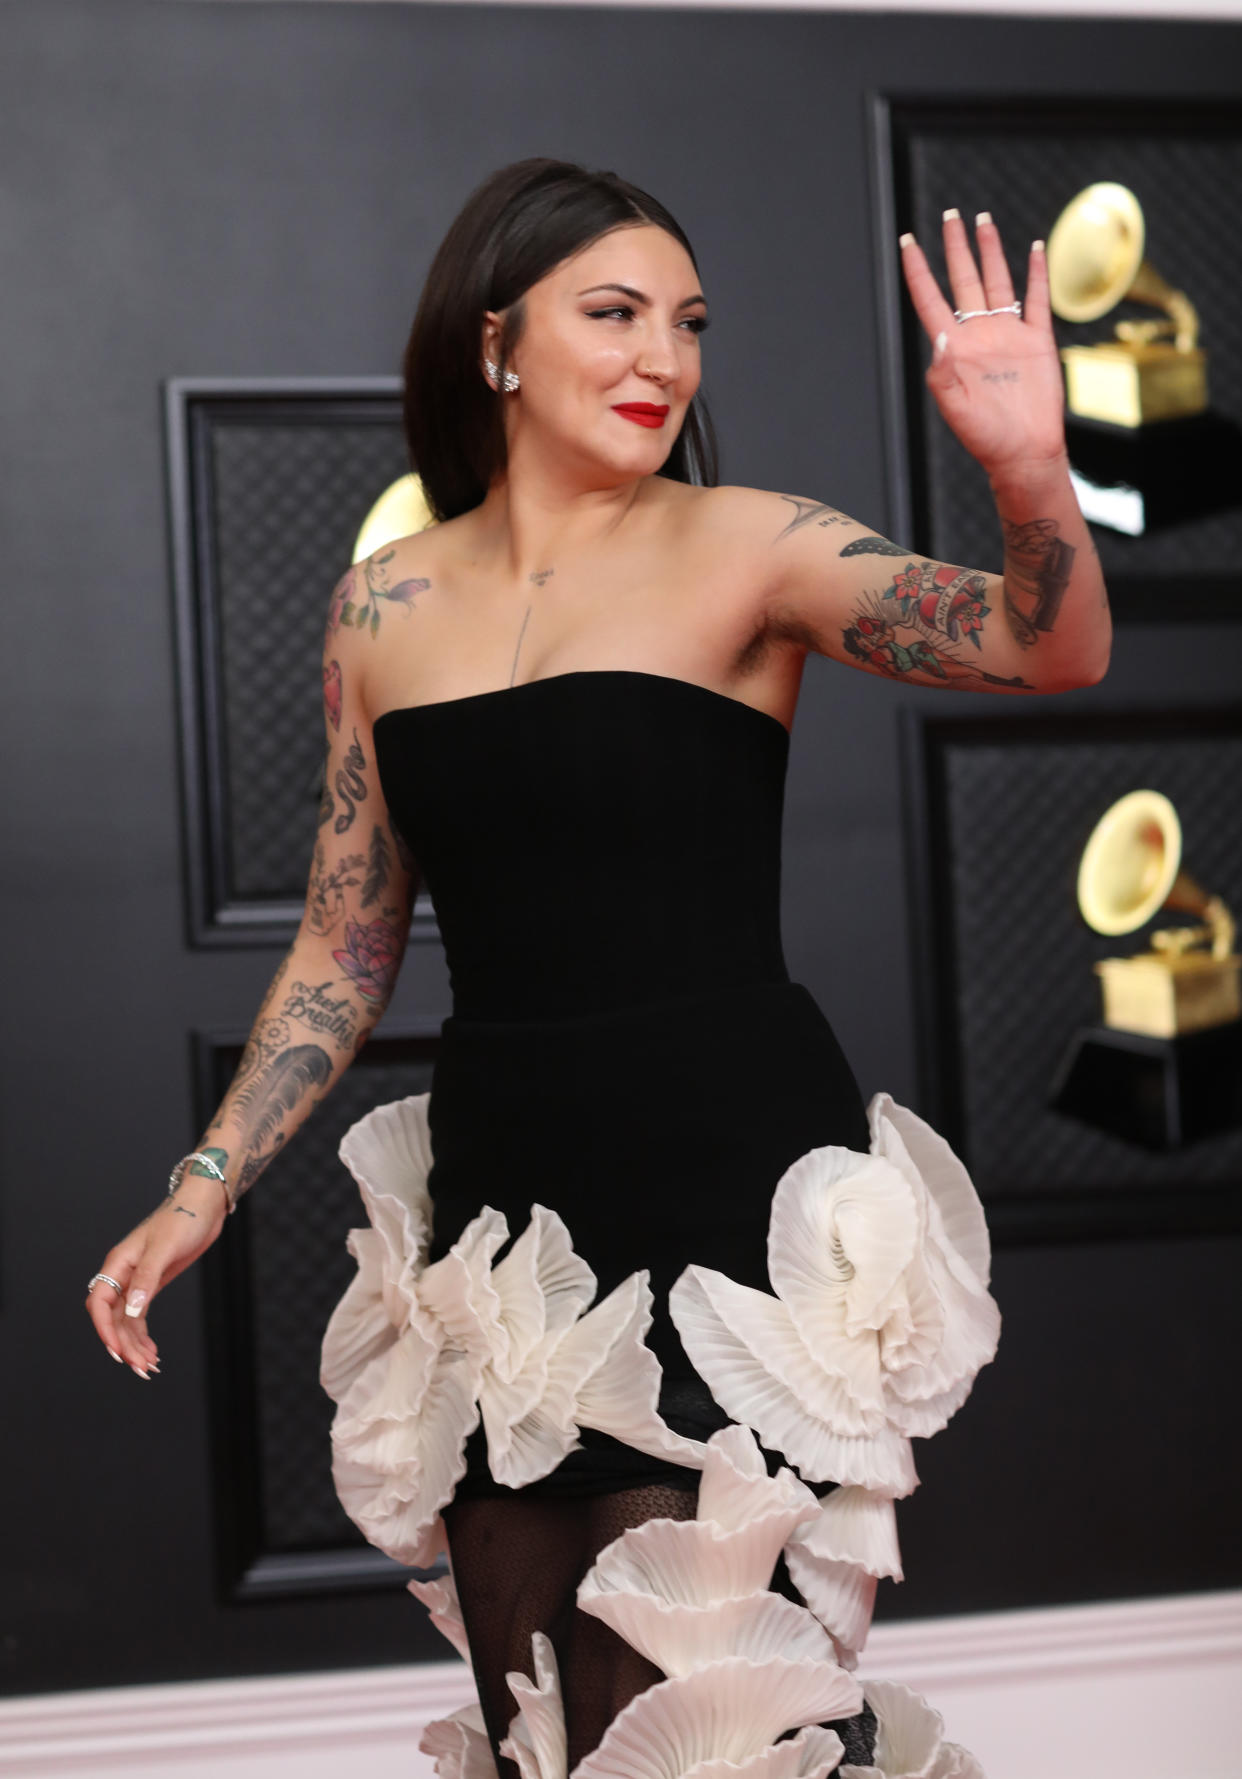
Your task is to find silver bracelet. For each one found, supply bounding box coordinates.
[167,1151,236,1215]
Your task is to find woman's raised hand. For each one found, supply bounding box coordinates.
[899,210,1068,481]
[83,1174,229,1378]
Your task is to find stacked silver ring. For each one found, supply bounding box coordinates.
[87,1272,124,1296]
[953,300,1022,323]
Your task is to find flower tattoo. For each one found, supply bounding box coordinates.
[332,915,404,1004]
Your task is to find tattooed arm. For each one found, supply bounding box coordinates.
[84,567,424,1378]
[730,465,1110,694]
[182,567,422,1212]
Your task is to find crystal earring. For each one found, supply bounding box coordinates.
[484,356,520,393]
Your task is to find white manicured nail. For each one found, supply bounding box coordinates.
[1032,238,1046,253]
[975,210,992,227]
[125,1290,146,1318]
[899,232,915,248]
[934,330,948,359]
[107,1348,124,1364]
[942,207,960,221]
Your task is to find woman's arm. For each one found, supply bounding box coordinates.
[724,213,1111,695]
[726,454,1108,696]
[183,607,419,1213]
[85,574,420,1376]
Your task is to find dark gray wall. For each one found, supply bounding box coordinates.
[3,0,1240,1697]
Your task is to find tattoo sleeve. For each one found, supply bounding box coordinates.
[173,561,424,1215]
[182,952,397,1213]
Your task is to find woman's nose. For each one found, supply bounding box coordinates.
[636,325,681,381]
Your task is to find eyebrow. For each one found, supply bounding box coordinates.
[577,282,708,311]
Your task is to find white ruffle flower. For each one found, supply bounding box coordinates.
[419,1703,497,1779]
[320,1095,708,1569]
[486,1426,864,1779]
[840,1680,986,1779]
[669,1094,1000,1502]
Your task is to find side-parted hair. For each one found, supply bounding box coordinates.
[402,157,719,522]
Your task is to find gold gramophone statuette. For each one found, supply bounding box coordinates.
[1076,789,1239,1039]
[1047,182,1208,428]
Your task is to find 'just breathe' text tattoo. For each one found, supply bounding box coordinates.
[280,978,359,1051]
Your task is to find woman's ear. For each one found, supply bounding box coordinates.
[480,310,503,382]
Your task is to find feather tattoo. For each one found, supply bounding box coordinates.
[237,1045,333,1151]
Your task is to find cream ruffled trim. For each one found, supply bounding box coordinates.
[323,1088,997,1666]
[493,1426,861,1779]
[668,1093,1000,1501]
[320,1095,708,1569]
[839,1680,986,1779]
[418,1426,985,1779]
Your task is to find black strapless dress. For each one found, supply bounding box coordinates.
[379,669,871,1497]
[321,669,998,1779]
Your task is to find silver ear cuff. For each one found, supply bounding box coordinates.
[484,356,520,392]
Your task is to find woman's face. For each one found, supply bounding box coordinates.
[483,223,708,484]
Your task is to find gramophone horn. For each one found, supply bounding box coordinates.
[1077,787,1218,938]
[1078,788,1183,935]
[1047,182,1199,353]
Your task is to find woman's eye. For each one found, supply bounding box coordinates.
[584,307,709,335]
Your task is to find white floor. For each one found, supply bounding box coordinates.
[3,1588,1240,1779]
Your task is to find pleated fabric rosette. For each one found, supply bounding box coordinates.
[411,1426,983,1779]
[319,1093,708,1571]
[321,1088,998,1776]
[667,1091,1000,1674]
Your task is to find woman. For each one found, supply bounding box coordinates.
[87,159,1110,1778]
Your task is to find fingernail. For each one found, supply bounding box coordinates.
[125,1290,146,1319]
[107,1348,124,1364]
[942,207,960,221]
[899,231,915,248]
[130,1363,150,1379]
[975,210,992,227]
[934,330,948,360]
[1032,238,1045,253]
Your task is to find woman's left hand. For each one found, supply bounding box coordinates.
[900,210,1068,480]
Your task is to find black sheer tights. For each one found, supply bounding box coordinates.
[443,1483,699,1779]
[441,1484,876,1779]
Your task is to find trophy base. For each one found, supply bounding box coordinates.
[1094,952,1242,1039]
[1061,342,1207,428]
[1048,1020,1242,1150]
[1065,410,1242,535]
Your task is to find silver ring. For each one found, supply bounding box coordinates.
[88,1272,125,1297]
[953,300,1022,323]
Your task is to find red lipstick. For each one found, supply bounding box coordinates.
[612,402,670,428]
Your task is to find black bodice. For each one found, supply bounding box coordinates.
[373,669,794,1021]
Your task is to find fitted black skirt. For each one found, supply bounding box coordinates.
[423,976,871,1499]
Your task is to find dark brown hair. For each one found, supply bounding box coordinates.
[402,157,719,522]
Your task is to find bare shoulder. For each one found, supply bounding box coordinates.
[701,483,865,549]
[675,483,865,572]
[323,526,452,668]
